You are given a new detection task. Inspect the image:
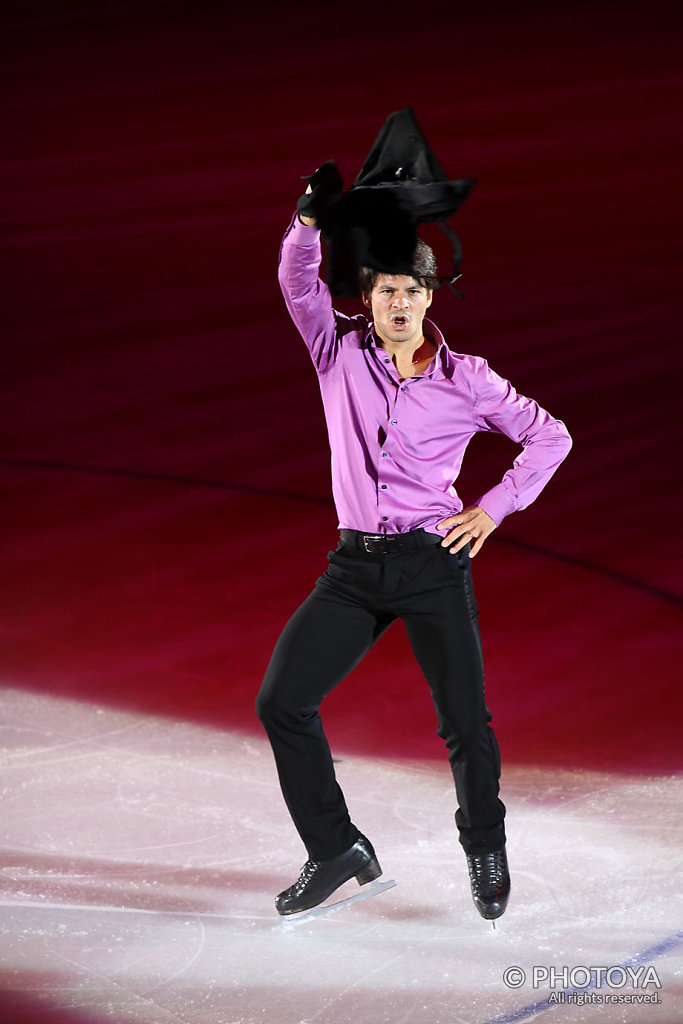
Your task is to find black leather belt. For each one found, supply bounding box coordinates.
[340,528,443,554]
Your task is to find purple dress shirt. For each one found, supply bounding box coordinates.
[278,215,572,535]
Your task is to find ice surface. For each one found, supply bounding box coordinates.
[0,687,681,1024]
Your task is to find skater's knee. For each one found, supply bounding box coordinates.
[255,685,304,727]
[255,687,277,725]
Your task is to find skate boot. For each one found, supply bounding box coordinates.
[275,835,381,915]
[466,846,510,920]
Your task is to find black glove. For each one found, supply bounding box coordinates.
[296,160,344,229]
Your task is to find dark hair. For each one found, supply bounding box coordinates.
[359,240,438,293]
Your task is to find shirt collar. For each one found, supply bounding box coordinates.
[368,318,449,381]
[423,319,448,380]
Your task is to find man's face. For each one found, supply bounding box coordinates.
[363,274,433,348]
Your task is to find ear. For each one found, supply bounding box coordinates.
[362,292,372,309]
[426,290,433,308]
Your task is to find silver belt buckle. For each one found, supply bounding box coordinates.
[363,534,378,553]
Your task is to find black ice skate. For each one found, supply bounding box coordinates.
[466,847,510,920]
[275,835,382,915]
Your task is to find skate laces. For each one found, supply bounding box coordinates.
[467,851,506,893]
[294,859,320,893]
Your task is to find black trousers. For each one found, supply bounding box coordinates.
[256,535,506,860]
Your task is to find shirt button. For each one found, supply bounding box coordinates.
[400,387,406,392]
[381,484,387,489]
[391,419,397,425]
[384,358,391,363]
[382,516,388,521]
[382,452,388,457]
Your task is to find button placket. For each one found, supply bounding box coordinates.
[377,375,407,524]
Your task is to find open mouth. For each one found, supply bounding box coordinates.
[391,316,409,328]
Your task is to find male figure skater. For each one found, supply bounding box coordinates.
[256,185,572,920]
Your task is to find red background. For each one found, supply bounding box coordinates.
[3,0,682,774]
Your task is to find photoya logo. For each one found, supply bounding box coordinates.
[503,964,662,991]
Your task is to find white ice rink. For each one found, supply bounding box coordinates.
[1,687,681,1024]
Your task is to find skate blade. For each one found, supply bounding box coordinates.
[278,878,397,929]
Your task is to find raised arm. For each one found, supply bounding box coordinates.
[277,213,341,372]
[279,161,369,372]
[278,165,349,373]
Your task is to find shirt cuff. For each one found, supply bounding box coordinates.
[475,485,516,527]
[289,212,321,244]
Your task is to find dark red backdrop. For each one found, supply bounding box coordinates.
[3,0,682,774]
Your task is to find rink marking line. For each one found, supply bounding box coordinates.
[278,878,397,929]
[48,946,191,1024]
[144,916,207,994]
[479,927,683,1024]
